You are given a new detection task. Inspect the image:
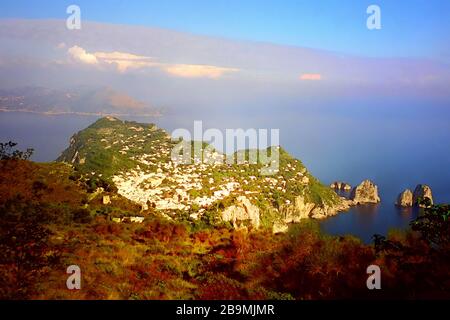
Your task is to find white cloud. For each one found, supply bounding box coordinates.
[68,46,98,65]
[164,64,239,79]
[93,51,157,72]
[300,73,322,81]
[68,46,153,71]
[66,45,239,78]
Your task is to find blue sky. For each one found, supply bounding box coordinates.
[1,0,449,60]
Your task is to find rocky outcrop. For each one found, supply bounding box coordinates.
[350,180,380,204]
[413,184,433,207]
[310,199,353,219]
[222,196,260,229]
[272,221,289,234]
[395,189,413,207]
[281,196,315,223]
[280,195,353,221]
[330,181,352,191]
[112,216,145,223]
[102,195,111,205]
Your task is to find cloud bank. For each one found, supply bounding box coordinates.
[67,45,239,78]
[0,19,449,105]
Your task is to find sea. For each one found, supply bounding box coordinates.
[1,104,449,243]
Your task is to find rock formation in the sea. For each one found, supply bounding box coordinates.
[330,181,352,191]
[395,189,413,207]
[350,180,381,204]
[413,184,433,207]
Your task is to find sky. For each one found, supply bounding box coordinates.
[0,0,449,61]
[0,1,448,112]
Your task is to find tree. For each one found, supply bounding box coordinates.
[0,197,56,299]
[0,141,33,160]
[411,198,450,249]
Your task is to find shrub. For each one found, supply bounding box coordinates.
[0,141,33,160]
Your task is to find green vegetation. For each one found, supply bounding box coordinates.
[0,141,33,160]
[57,117,171,182]
[3,122,448,300]
[1,155,449,299]
[411,198,450,248]
[55,117,342,229]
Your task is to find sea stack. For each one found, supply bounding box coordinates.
[413,184,433,207]
[396,189,413,207]
[350,180,381,204]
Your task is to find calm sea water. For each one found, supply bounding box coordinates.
[1,107,449,243]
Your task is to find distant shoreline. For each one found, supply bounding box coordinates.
[0,108,162,118]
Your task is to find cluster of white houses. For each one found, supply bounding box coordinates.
[95,121,312,219]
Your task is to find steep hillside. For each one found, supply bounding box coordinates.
[57,117,351,231]
[2,152,449,300]
[0,159,142,220]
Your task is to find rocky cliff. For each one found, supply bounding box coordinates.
[280,194,353,222]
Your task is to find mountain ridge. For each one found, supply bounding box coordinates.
[0,86,163,117]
